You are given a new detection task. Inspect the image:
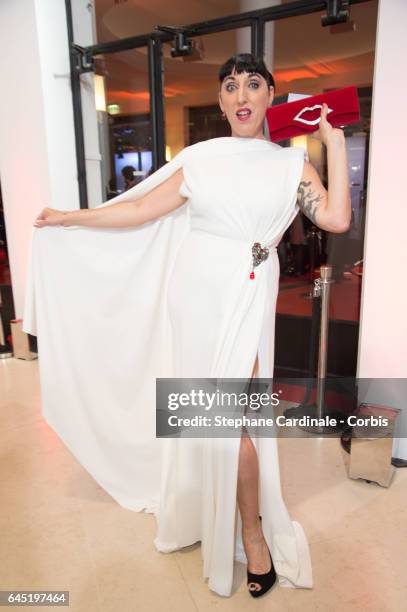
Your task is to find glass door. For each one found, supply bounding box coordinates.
[261,2,378,378]
[93,48,153,203]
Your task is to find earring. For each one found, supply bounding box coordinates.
[221,111,226,120]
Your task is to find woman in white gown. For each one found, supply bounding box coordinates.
[24,54,351,598]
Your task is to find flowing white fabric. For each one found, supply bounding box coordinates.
[23,136,313,596]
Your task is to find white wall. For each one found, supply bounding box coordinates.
[0,0,79,321]
[357,0,407,458]
[0,0,101,322]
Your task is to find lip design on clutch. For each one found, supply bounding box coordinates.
[293,104,333,126]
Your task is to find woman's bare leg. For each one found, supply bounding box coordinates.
[237,354,272,592]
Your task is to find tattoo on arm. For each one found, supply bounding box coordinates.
[296,180,323,225]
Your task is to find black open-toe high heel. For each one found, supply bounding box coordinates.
[246,516,277,598]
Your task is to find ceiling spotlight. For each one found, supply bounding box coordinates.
[321,0,350,26]
[155,25,196,58]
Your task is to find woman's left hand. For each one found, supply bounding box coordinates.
[311,102,344,146]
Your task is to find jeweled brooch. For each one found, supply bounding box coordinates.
[250,242,270,279]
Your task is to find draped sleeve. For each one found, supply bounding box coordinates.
[286,146,309,217]
[22,146,192,335]
[178,165,193,200]
[20,144,198,512]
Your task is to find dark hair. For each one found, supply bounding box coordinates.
[218,53,275,91]
[121,165,135,180]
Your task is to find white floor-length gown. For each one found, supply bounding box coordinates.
[23,136,313,597]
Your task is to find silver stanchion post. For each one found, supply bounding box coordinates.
[296,264,347,434]
[316,265,332,420]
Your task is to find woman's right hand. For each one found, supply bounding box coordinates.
[33,207,67,228]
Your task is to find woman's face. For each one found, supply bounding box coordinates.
[218,68,274,139]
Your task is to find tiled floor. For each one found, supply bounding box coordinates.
[1,357,406,611]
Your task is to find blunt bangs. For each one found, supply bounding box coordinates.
[218,53,275,90]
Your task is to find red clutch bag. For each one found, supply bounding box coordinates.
[266,86,360,142]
